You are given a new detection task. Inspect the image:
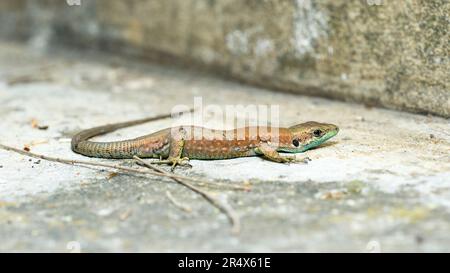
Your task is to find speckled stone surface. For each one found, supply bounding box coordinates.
[0,42,449,252]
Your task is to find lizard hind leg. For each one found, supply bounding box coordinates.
[150,134,191,171]
[150,156,191,171]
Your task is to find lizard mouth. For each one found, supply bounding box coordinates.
[322,128,339,141]
[299,129,339,152]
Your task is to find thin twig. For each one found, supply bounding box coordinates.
[165,191,192,213]
[133,156,241,234]
[135,158,249,191]
[0,143,215,185]
[0,143,241,233]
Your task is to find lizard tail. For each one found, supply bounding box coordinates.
[71,113,174,158]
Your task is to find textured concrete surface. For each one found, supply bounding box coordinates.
[0,41,449,252]
[2,0,448,117]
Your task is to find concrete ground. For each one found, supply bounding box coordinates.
[0,41,449,252]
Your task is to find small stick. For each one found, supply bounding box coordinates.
[133,156,241,234]
[0,143,241,233]
[0,143,214,185]
[135,158,249,191]
[165,191,192,213]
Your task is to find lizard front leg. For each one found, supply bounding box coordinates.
[255,143,309,164]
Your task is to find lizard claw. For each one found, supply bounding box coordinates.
[169,157,191,172]
[295,156,311,164]
[150,157,191,171]
[282,156,310,164]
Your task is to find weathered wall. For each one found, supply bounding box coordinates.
[2,0,449,117]
[0,1,29,39]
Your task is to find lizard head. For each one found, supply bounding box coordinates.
[278,121,339,153]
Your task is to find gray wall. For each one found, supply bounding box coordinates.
[2,0,449,117]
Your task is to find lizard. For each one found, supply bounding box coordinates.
[71,115,339,171]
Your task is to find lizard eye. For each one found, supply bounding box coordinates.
[313,129,322,137]
[292,139,300,147]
